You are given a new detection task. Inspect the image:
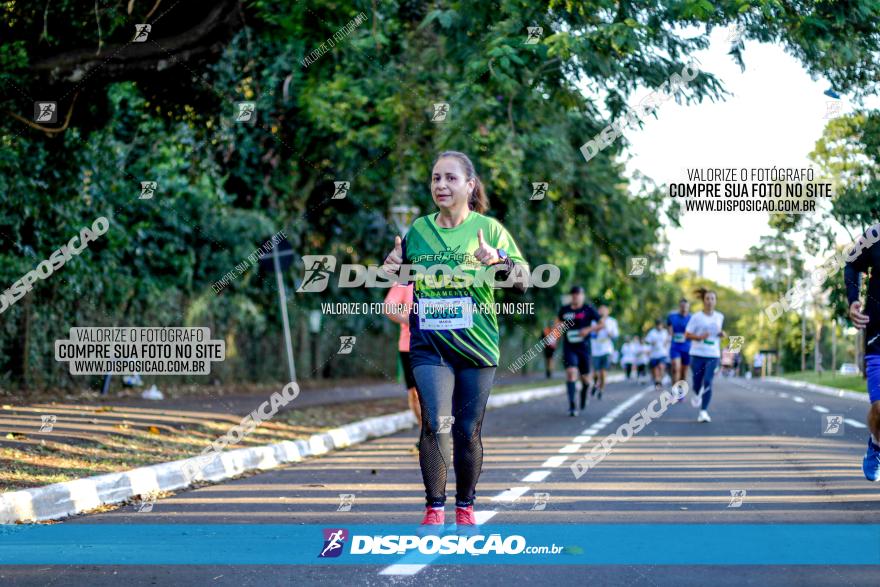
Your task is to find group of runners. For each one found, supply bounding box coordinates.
[379,150,879,530]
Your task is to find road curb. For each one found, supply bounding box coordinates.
[763,376,869,403]
[0,380,585,524]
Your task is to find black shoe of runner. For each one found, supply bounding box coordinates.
[569,409,578,417]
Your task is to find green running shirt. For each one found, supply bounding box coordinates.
[402,211,528,368]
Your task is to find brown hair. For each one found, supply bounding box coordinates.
[433,150,489,213]
[694,287,717,303]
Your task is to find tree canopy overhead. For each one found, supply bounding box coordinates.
[2,0,879,389]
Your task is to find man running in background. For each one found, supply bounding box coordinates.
[645,319,670,391]
[384,282,421,448]
[590,302,619,400]
[844,223,880,481]
[667,298,692,386]
[556,285,603,416]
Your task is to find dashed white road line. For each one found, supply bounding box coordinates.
[541,455,568,468]
[380,387,650,576]
[522,470,551,483]
[779,392,790,398]
[793,396,805,403]
[844,418,867,429]
[812,405,829,413]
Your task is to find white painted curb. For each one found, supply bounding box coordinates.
[0,378,617,525]
[763,376,869,403]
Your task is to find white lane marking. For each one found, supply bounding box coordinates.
[380,510,499,576]
[381,564,424,576]
[779,392,790,398]
[793,396,805,403]
[572,435,592,443]
[812,405,829,413]
[541,455,568,468]
[381,387,649,577]
[583,427,603,435]
[558,444,582,454]
[598,417,614,424]
[845,418,867,429]
[491,486,531,504]
[522,470,551,483]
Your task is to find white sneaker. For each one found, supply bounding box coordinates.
[690,392,701,408]
[697,410,711,423]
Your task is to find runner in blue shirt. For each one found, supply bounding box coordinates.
[667,298,692,388]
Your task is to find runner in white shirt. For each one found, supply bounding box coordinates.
[645,319,670,391]
[634,336,649,382]
[685,288,726,423]
[620,336,637,380]
[589,303,619,400]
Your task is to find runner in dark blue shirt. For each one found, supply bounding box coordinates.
[844,223,880,481]
[667,298,692,388]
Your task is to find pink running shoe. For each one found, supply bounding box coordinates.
[455,505,477,526]
[421,507,445,526]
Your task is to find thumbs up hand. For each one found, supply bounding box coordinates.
[382,235,404,275]
[473,228,500,266]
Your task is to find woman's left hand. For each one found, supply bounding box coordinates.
[473,229,501,265]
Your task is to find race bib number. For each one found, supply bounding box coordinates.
[418,297,473,331]
[566,329,584,344]
[703,338,717,345]
[672,333,686,343]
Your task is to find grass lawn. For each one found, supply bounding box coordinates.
[779,371,866,394]
[1,381,565,492]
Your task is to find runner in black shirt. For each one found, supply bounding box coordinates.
[555,285,603,416]
[844,223,880,481]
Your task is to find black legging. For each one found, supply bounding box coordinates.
[413,364,495,508]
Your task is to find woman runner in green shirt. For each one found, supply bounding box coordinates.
[382,151,529,528]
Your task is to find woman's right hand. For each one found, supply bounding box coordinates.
[382,235,403,275]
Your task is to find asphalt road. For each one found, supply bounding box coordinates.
[2,375,878,586]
